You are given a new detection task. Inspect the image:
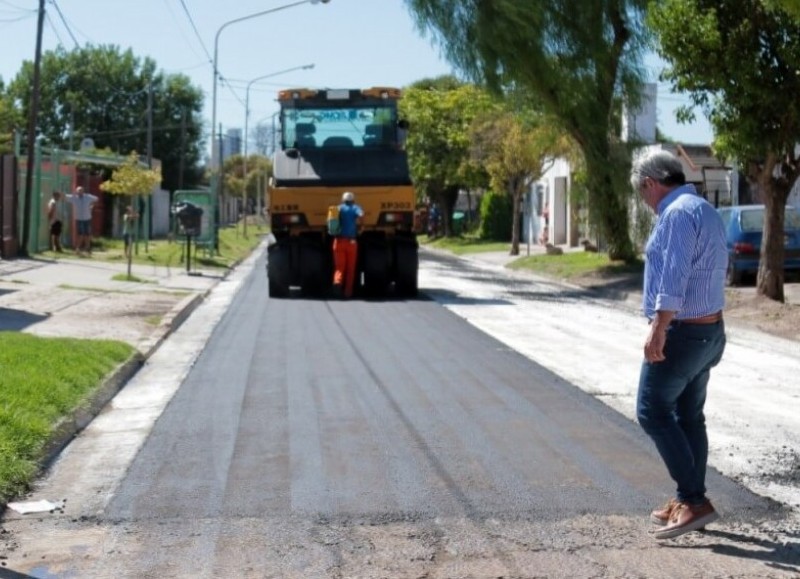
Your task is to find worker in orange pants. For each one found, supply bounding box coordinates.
[332,191,363,298]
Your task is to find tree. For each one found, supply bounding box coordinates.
[100,152,162,277]
[470,108,567,254]
[400,76,494,236]
[405,0,649,260]
[6,45,205,192]
[767,0,800,18]
[0,80,23,155]
[649,0,800,302]
[220,154,272,219]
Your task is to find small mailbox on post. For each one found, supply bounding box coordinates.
[172,201,204,273]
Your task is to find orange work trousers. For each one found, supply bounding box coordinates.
[333,238,358,298]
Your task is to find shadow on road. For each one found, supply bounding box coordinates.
[661,527,800,573]
[0,567,39,578]
[0,307,48,332]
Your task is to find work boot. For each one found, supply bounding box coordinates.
[650,498,679,526]
[654,500,720,540]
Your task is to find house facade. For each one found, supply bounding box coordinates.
[526,83,732,250]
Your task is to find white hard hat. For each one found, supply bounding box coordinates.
[342,191,355,202]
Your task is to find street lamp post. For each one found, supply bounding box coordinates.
[210,0,331,245]
[242,64,314,237]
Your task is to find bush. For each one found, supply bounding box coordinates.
[479,190,513,241]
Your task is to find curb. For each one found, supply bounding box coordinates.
[446,247,644,311]
[38,287,211,471]
[136,291,207,359]
[42,353,143,468]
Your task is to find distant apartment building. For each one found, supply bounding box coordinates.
[210,128,243,168]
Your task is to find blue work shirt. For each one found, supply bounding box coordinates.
[643,184,728,320]
[338,202,363,239]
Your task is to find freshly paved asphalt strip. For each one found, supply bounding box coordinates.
[0,249,796,578]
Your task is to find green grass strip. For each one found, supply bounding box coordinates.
[508,251,644,280]
[0,333,133,502]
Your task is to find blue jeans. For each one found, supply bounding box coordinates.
[636,321,726,505]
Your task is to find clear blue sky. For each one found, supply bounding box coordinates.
[1,0,712,147]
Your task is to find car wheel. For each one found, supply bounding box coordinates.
[726,262,743,286]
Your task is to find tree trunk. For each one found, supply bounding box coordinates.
[439,185,460,237]
[584,148,635,262]
[510,178,522,256]
[755,155,791,302]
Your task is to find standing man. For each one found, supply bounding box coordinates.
[46,190,64,252]
[66,186,98,256]
[122,204,139,260]
[332,191,363,299]
[630,150,728,540]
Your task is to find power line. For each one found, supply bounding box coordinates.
[0,0,32,9]
[174,0,213,67]
[44,11,64,46]
[49,0,78,47]
[0,11,33,23]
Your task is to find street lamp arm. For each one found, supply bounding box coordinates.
[212,0,327,160]
[214,0,313,51]
[210,0,330,242]
[246,64,315,93]
[242,63,315,237]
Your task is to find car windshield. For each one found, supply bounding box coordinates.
[740,207,800,231]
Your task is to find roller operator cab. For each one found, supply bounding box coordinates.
[267,87,418,298]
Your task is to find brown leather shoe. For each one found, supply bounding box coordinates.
[654,500,720,540]
[650,498,679,526]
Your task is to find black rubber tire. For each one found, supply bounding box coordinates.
[394,243,418,298]
[267,245,290,298]
[362,245,390,297]
[726,261,743,287]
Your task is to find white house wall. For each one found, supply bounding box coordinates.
[535,158,572,246]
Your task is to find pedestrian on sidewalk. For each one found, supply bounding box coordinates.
[46,190,64,252]
[630,149,728,540]
[122,205,139,260]
[331,191,363,299]
[66,186,98,256]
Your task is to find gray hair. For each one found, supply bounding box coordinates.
[630,149,686,191]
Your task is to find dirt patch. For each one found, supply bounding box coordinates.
[723,291,800,342]
[571,271,800,343]
[0,285,186,347]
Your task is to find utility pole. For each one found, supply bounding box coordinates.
[178,108,186,191]
[142,79,154,253]
[20,0,46,257]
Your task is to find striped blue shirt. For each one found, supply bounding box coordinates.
[643,184,728,320]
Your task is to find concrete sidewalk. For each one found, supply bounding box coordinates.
[453,247,646,310]
[0,255,224,356]
[0,254,231,467]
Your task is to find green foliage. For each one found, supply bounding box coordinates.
[6,45,205,191]
[405,0,647,260]
[470,104,571,253]
[221,154,272,201]
[649,0,800,299]
[0,84,21,155]
[400,78,495,234]
[651,0,800,164]
[765,0,800,19]
[0,333,132,501]
[100,152,162,196]
[508,250,644,279]
[479,190,512,241]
